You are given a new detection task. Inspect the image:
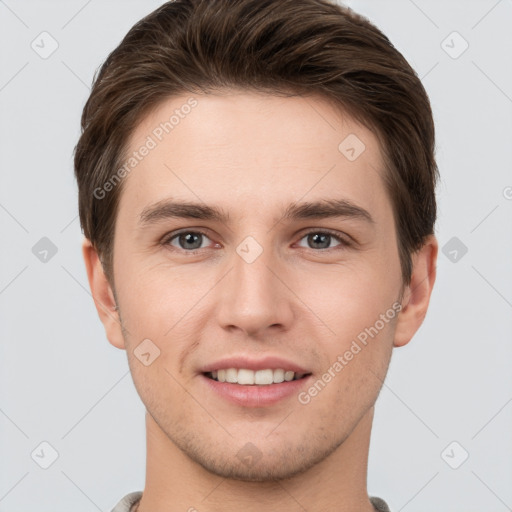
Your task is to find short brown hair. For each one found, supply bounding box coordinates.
[74,0,438,287]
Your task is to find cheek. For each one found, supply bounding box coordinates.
[295,261,398,401]
[298,259,397,335]
[116,263,212,374]
[115,256,182,320]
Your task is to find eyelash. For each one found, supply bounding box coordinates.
[161,228,352,255]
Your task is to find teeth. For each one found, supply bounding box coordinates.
[208,368,307,385]
[273,369,284,383]
[255,369,273,385]
[238,368,255,385]
[225,368,238,383]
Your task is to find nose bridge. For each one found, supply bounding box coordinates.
[234,238,275,295]
[216,233,292,335]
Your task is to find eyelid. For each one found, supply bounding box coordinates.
[162,227,212,241]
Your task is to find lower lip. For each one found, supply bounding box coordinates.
[200,373,312,407]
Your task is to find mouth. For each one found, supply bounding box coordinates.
[203,368,312,385]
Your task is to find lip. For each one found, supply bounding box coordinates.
[200,373,312,407]
[199,355,310,374]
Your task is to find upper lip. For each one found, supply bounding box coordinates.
[200,355,310,374]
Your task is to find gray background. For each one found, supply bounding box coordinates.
[1,0,511,510]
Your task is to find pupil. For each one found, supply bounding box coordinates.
[310,233,329,249]
[181,232,201,249]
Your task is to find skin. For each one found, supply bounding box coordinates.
[83,90,438,512]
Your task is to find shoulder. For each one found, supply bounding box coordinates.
[110,491,143,512]
[370,496,392,512]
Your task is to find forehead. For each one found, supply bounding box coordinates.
[118,91,389,223]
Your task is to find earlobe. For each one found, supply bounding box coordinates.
[81,238,126,350]
[393,235,438,348]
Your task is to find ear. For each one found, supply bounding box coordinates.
[393,234,438,348]
[81,237,126,350]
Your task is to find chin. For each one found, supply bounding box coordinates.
[176,432,342,483]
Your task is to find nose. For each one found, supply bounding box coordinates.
[216,243,295,337]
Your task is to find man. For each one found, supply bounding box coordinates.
[74,0,438,510]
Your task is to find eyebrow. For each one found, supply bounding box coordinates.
[138,197,375,227]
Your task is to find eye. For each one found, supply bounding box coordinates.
[163,230,214,252]
[161,228,351,254]
[296,230,350,250]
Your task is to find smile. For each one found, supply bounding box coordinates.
[205,368,310,385]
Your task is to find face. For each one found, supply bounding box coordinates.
[106,91,406,481]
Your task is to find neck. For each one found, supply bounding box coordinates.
[137,408,377,512]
